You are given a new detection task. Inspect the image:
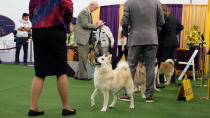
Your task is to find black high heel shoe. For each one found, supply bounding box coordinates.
[28,109,44,116]
[62,109,76,116]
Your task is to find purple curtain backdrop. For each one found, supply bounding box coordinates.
[166,4,183,23]
[100,5,120,59]
[166,4,183,47]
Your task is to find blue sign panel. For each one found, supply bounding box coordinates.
[0,15,15,37]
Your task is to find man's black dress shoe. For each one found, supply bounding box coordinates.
[28,109,44,116]
[62,109,76,116]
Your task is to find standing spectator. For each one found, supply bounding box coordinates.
[28,0,75,116]
[156,4,184,83]
[67,23,77,46]
[121,0,165,102]
[74,1,101,80]
[157,4,184,66]
[15,13,31,65]
[94,20,114,57]
[112,26,128,69]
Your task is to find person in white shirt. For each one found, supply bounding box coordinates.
[94,20,114,57]
[112,26,128,69]
[15,13,31,65]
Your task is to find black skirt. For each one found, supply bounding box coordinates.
[32,25,67,78]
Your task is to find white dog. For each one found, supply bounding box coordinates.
[91,55,134,112]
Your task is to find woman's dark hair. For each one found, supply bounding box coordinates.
[22,13,29,18]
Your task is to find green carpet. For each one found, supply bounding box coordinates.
[0,64,209,118]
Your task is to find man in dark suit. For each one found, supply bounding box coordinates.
[121,0,165,102]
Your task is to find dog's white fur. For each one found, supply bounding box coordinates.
[91,55,134,112]
[159,59,174,85]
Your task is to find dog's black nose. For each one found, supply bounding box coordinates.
[95,57,98,63]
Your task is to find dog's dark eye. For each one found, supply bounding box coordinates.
[102,58,104,60]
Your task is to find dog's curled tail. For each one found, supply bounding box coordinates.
[116,61,130,71]
[165,59,174,65]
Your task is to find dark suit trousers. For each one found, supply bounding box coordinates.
[127,45,157,98]
[15,37,28,63]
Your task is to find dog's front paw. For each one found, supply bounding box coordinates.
[129,105,134,109]
[108,105,114,108]
[101,108,107,112]
[142,95,146,99]
[165,82,169,86]
[91,103,95,107]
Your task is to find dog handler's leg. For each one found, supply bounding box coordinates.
[109,93,117,108]
[91,89,99,107]
[101,90,109,112]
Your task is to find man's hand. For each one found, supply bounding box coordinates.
[18,27,31,31]
[24,27,31,31]
[18,27,25,31]
[96,20,104,27]
[110,44,114,48]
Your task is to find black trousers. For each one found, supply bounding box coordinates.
[15,37,28,63]
[156,46,176,66]
[112,46,128,69]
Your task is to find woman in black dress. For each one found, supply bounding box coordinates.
[28,0,76,116]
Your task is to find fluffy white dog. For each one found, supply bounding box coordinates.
[91,55,134,112]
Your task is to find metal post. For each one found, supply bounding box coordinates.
[208,48,210,99]
[201,40,205,86]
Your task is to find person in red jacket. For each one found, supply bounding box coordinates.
[28,0,75,116]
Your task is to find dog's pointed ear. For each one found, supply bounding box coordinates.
[108,54,112,60]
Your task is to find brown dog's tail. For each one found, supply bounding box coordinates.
[165,59,174,65]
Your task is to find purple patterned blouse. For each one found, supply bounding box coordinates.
[29,0,73,29]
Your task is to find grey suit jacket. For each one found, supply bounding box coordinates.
[121,0,165,46]
[74,8,97,45]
